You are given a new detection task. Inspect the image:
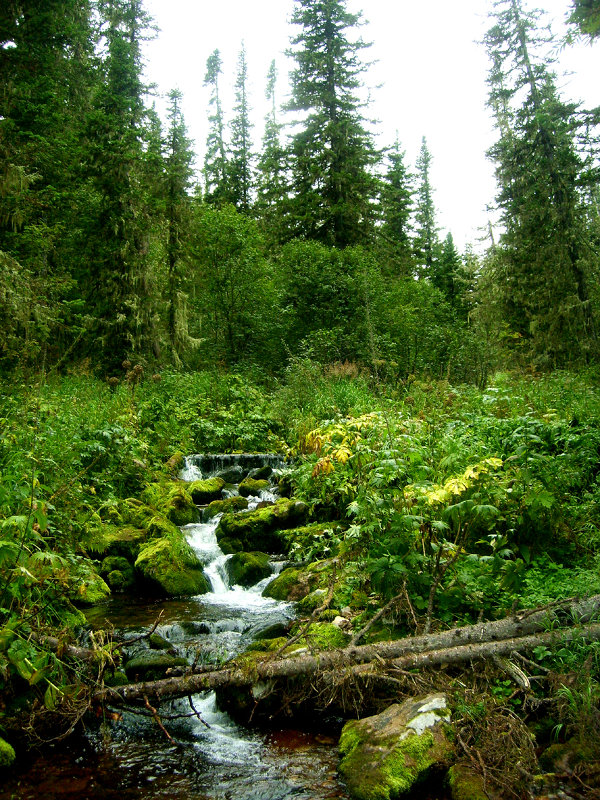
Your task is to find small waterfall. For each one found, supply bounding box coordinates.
[183,452,286,479]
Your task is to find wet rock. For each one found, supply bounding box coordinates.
[205,495,249,518]
[338,694,455,800]
[186,477,226,505]
[214,465,245,484]
[226,551,272,587]
[141,481,198,526]
[123,650,188,681]
[67,559,111,607]
[216,498,308,554]
[135,536,210,596]
[148,633,173,650]
[238,477,270,497]
[100,555,135,591]
[0,736,16,768]
[248,465,273,480]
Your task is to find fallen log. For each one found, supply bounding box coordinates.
[92,605,600,708]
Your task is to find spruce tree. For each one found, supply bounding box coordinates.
[0,0,94,368]
[413,136,439,280]
[203,49,230,205]
[485,0,595,363]
[85,0,156,369]
[229,43,254,213]
[286,0,379,247]
[256,60,288,243]
[378,137,414,276]
[164,89,196,365]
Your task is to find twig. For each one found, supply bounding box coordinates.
[143,695,174,742]
[188,696,211,728]
[350,591,404,646]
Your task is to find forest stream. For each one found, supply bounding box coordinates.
[1,455,351,800]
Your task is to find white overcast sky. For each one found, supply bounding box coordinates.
[142,0,599,250]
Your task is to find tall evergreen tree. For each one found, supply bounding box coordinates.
[0,0,94,368]
[413,136,439,279]
[85,0,156,369]
[485,0,595,363]
[378,137,414,276]
[229,43,254,213]
[256,60,288,242]
[286,0,379,247]
[203,49,230,205]
[164,89,196,365]
[431,233,460,306]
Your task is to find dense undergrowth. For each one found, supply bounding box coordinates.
[2,363,600,763]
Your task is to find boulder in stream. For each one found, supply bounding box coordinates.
[205,495,249,517]
[135,536,210,596]
[216,498,308,554]
[185,477,226,505]
[123,649,188,682]
[226,551,272,587]
[238,477,270,497]
[338,694,455,800]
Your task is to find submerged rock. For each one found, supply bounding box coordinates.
[338,694,455,800]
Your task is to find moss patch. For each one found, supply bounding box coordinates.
[205,495,249,517]
[238,477,270,497]
[338,696,455,800]
[447,765,488,800]
[0,736,16,768]
[226,551,271,587]
[216,498,308,554]
[186,477,225,504]
[135,535,210,596]
[123,650,188,681]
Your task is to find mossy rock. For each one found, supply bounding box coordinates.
[141,481,198,526]
[338,695,455,800]
[0,736,16,768]
[218,536,245,555]
[300,622,349,650]
[67,559,111,607]
[165,451,185,476]
[104,670,130,687]
[101,524,148,560]
[100,555,135,590]
[245,636,288,653]
[214,465,246,484]
[296,588,330,613]
[262,567,303,601]
[262,558,333,602]
[238,477,270,497]
[205,495,249,517]
[447,765,488,800]
[186,477,225,504]
[148,633,173,650]
[217,498,308,554]
[135,535,210,597]
[226,551,271,587]
[123,650,188,681]
[248,465,273,481]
